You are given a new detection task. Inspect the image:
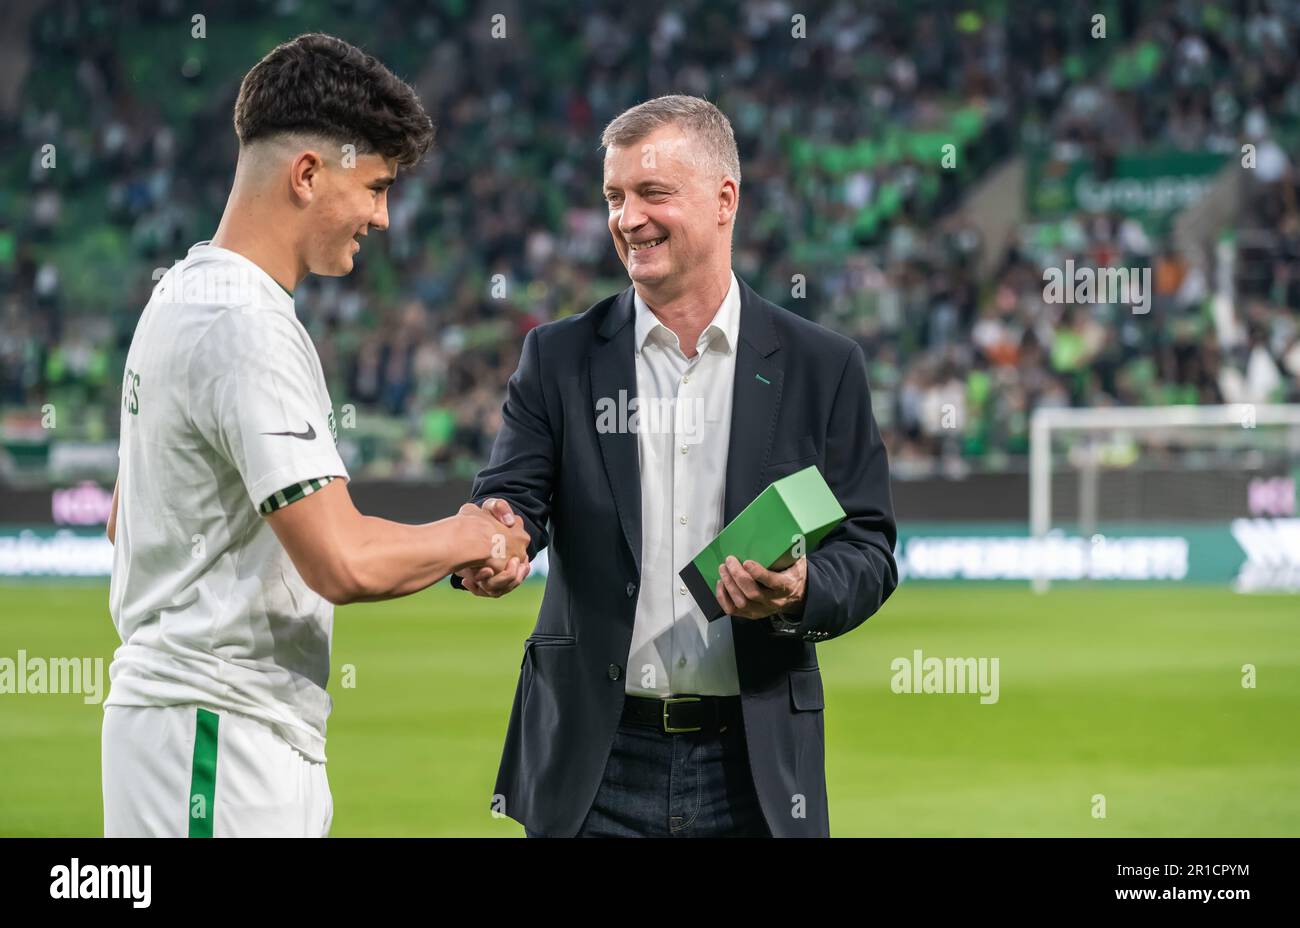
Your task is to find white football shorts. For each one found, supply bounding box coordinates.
[102,704,332,837]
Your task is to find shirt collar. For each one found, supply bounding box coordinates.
[633,271,740,356]
[185,240,296,315]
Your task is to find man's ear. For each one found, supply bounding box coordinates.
[290,149,325,204]
[718,177,739,226]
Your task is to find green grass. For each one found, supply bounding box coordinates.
[1,582,1297,836]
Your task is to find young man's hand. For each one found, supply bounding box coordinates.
[456,498,531,597]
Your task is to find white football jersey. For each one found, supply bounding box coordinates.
[106,241,348,762]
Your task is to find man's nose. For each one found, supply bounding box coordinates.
[618,197,646,235]
[371,197,390,231]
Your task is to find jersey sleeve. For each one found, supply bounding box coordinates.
[190,308,349,513]
[258,475,337,514]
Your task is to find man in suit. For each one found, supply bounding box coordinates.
[453,95,897,837]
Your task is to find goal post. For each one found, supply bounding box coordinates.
[1029,404,1300,592]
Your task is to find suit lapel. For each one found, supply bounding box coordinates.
[590,288,643,575]
[724,279,783,523]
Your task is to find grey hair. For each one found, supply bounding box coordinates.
[600,95,741,185]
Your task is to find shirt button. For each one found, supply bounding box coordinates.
[626,582,636,598]
[607,663,622,681]
[678,656,687,668]
[679,515,687,524]
[680,444,688,454]
[679,585,687,595]
[682,374,690,384]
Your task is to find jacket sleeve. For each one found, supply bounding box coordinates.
[450,325,557,589]
[786,342,898,640]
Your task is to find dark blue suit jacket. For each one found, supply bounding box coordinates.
[456,276,898,836]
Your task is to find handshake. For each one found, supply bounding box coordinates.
[453,498,532,598]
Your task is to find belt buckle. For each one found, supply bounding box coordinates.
[662,696,702,733]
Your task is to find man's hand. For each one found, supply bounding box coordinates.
[456,498,531,598]
[714,555,807,620]
[457,498,529,569]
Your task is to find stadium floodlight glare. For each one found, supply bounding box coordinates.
[1029,404,1300,592]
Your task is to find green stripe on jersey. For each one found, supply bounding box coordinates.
[258,476,334,515]
[188,708,219,838]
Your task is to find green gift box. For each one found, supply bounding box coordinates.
[680,465,845,621]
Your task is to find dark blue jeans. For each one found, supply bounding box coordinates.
[527,715,771,838]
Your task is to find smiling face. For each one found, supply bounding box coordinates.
[300,150,396,277]
[603,125,738,301]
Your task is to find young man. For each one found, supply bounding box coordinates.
[103,33,529,838]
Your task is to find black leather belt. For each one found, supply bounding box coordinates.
[622,694,742,735]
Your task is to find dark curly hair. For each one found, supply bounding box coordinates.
[234,33,435,166]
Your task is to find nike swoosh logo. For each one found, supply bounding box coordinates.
[261,423,316,441]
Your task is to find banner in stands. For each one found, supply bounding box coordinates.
[1027,149,1228,220]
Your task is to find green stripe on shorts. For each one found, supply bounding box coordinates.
[188,708,219,838]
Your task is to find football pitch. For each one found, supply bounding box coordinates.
[1,581,1296,837]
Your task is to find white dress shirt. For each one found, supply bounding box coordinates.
[625,271,742,698]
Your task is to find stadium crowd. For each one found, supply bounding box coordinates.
[1,0,1298,481]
